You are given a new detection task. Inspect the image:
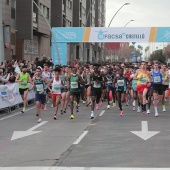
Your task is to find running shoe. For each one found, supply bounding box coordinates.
[147,109,150,114]
[155,113,159,117]
[107,105,110,109]
[133,106,136,111]
[83,101,86,104]
[64,109,66,113]
[125,102,129,106]
[21,107,25,113]
[143,111,147,115]
[96,104,99,110]
[44,105,47,111]
[120,111,124,116]
[91,113,94,119]
[76,107,79,112]
[51,104,53,108]
[99,101,103,106]
[113,103,116,107]
[70,115,74,119]
[61,110,63,115]
[163,105,166,112]
[54,115,57,120]
[37,118,42,123]
[86,102,91,107]
[137,106,141,113]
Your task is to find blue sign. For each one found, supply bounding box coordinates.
[51,43,67,66]
[156,27,170,42]
[52,28,84,43]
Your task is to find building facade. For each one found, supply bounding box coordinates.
[1,0,16,61]
[51,0,106,64]
[1,0,51,61]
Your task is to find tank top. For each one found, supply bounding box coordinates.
[52,78,61,94]
[106,73,114,85]
[152,69,162,85]
[42,71,51,81]
[116,76,126,91]
[92,72,102,88]
[137,70,148,85]
[70,74,79,93]
[162,71,169,85]
[18,72,29,89]
[34,76,46,94]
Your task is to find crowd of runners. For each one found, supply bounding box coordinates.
[13,60,170,123]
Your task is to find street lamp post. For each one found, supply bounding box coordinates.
[104,3,130,62]
[0,0,4,63]
[124,19,135,27]
[33,1,60,65]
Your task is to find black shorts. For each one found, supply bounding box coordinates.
[152,84,163,95]
[162,85,169,91]
[85,85,91,89]
[91,88,102,96]
[70,91,80,98]
[19,88,28,95]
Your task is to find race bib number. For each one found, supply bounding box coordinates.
[117,80,124,87]
[94,81,101,88]
[154,76,161,83]
[21,83,27,87]
[71,82,78,89]
[36,84,43,92]
[140,77,147,84]
[52,84,61,93]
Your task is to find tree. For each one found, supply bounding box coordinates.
[149,49,166,63]
[163,44,170,59]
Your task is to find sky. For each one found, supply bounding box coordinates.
[105,0,170,55]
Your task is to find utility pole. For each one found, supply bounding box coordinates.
[0,0,4,63]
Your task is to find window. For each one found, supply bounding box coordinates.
[40,4,49,19]
[11,7,15,19]
[6,0,9,5]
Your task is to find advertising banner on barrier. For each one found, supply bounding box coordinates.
[51,42,67,66]
[0,83,23,109]
[0,83,35,109]
[52,27,170,43]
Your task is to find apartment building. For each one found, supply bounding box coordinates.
[1,0,16,61]
[16,0,51,61]
[51,0,106,64]
[1,0,51,61]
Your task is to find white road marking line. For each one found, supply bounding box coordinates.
[1,167,170,170]
[99,110,105,117]
[0,107,36,122]
[73,131,88,145]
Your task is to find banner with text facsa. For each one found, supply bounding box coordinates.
[52,27,170,42]
[51,42,67,66]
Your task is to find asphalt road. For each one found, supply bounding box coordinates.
[0,101,170,169]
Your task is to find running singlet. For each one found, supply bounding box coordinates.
[70,74,79,93]
[116,76,126,92]
[52,78,61,94]
[18,73,29,89]
[152,69,162,84]
[106,73,114,85]
[42,71,51,81]
[136,70,149,85]
[125,72,132,81]
[92,72,103,88]
[34,76,46,94]
[162,72,169,85]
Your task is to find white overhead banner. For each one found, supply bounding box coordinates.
[52,27,170,42]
